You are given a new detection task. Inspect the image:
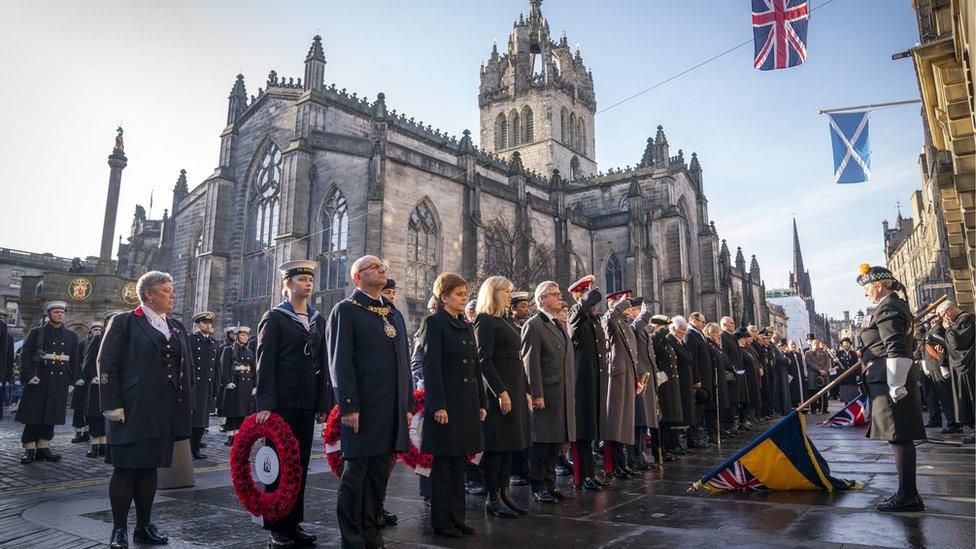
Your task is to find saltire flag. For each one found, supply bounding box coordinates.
[825,394,870,427]
[828,111,871,183]
[692,410,859,493]
[752,0,810,71]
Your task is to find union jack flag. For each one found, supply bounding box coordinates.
[752,0,810,71]
[826,394,870,427]
[706,461,767,491]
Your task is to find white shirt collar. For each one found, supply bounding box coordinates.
[141,304,171,339]
[541,309,559,324]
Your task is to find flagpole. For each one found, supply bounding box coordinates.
[818,98,921,115]
[797,294,949,412]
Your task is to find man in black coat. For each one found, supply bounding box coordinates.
[938,300,975,443]
[567,276,607,491]
[16,301,78,464]
[720,316,751,429]
[328,255,412,549]
[70,322,102,444]
[189,312,220,459]
[685,312,711,447]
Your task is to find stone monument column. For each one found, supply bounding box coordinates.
[98,127,128,274]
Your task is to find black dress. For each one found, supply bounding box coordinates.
[860,294,925,442]
[475,313,530,452]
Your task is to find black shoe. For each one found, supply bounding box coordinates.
[20,449,36,464]
[940,425,963,434]
[454,523,475,535]
[35,448,62,462]
[662,452,676,462]
[434,527,463,538]
[672,446,688,455]
[580,478,603,491]
[688,439,707,449]
[876,493,924,512]
[592,474,612,487]
[192,451,207,460]
[218,424,227,433]
[548,488,570,500]
[499,489,527,515]
[533,490,558,503]
[99,444,107,456]
[509,475,529,486]
[225,436,235,447]
[86,446,100,458]
[71,432,90,443]
[962,434,975,444]
[132,523,169,545]
[110,527,128,549]
[487,498,518,518]
[721,429,734,437]
[199,441,208,448]
[924,420,942,428]
[611,469,630,479]
[465,483,486,496]
[381,510,398,527]
[288,525,317,546]
[268,531,297,548]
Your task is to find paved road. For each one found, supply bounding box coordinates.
[0,403,972,548]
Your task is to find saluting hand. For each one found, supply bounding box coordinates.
[434,409,449,424]
[255,410,271,424]
[499,391,512,415]
[342,411,360,433]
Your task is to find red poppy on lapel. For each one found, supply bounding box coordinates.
[134,306,145,317]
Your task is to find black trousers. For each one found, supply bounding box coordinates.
[660,422,680,450]
[88,416,106,437]
[338,454,392,549]
[72,409,87,429]
[482,450,512,496]
[265,408,316,533]
[529,442,560,492]
[21,424,54,444]
[190,427,206,454]
[573,439,595,481]
[430,455,467,529]
[648,428,661,462]
[611,441,629,470]
[932,377,958,425]
[628,428,648,464]
[510,448,530,478]
[704,407,720,438]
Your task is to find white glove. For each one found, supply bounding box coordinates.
[885,357,912,402]
[68,386,74,394]
[104,408,125,422]
[251,388,256,396]
[226,383,237,390]
[640,302,649,314]
[14,380,21,386]
[655,371,668,386]
[75,379,85,386]
[91,377,99,385]
[940,367,951,378]
[28,377,40,385]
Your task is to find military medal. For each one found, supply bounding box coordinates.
[346,298,397,338]
[382,316,397,338]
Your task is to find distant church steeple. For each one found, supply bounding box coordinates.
[789,218,812,299]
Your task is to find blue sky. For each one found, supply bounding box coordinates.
[0,0,925,318]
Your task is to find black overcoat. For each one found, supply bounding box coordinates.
[189,331,220,428]
[568,288,607,441]
[70,338,93,410]
[946,312,975,426]
[419,310,486,455]
[652,328,683,424]
[475,313,530,452]
[721,331,747,404]
[706,340,732,411]
[83,334,104,420]
[328,290,412,459]
[97,308,192,445]
[667,332,696,427]
[220,343,255,418]
[16,323,78,426]
[631,312,659,429]
[255,303,332,414]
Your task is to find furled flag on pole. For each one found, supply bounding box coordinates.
[752,0,810,70]
[824,394,871,427]
[691,411,859,493]
[828,111,871,183]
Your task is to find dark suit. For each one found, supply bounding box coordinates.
[685,327,710,438]
[189,330,219,454]
[328,289,411,549]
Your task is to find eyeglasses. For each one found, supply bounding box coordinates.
[544,291,562,298]
[358,262,388,273]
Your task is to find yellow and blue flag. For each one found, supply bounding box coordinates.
[692,411,859,493]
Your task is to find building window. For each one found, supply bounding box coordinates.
[242,143,282,300]
[560,108,568,143]
[483,224,512,276]
[406,200,439,300]
[495,114,508,150]
[605,253,623,295]
[522,106,534,142]
[510,110,521,146]
[571,156,581,181]
[9,269,23,289]
[318,190,348,291]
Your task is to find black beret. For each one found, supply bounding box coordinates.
[383,278,396,290]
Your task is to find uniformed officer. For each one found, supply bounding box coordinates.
[506,290,533,486]
[328,255,412,549]
[71,322,102,444]
[83,311,123,458]
[216,326,237,432]
[602,290,638,479]
[857,264,925,512]
[220,326,255,446]
[625,297,659,469]
[16,301,78,464]
[189,311,219,459]
[650,315,682,460]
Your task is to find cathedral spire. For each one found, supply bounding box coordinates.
[227,74,247,125]
[790,218,812,298]
[303,35,326,91]
[735,247,746,271]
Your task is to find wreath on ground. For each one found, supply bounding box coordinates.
[230,413,302,522]
[323,389,481,478]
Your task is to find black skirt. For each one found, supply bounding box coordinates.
[866,368,926,442]
[105,435,174,468]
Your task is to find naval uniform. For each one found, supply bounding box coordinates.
[861,294,925,442]
[83,334,106,438]
[189,330,220,453]
[71,337,95,432]
[568,288,608,484]
[255,301,332,534]
[220,343,255,432]
[17,322,78,444]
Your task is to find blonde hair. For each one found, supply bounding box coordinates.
[432,272,468,301]
[476,276,514,318]
[703,322,722,342]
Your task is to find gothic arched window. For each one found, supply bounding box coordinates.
[318,189,348,291]
[495,114,508,150]
[618,195,629,213]
[605,252,623,295]
[483,224,512,276]
[570,156,581,180]
[510,110,521,146]
[568,112,577,149]
[522,106,534,142]
[242,143,282,300]
[560,108,568,143]
[578,120,586,155]
[406,200,439,300]
[185,229,202,313]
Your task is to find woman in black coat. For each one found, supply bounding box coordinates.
[857,265,925,512]
[474,276,530,518]
[98,271,192,549]
[666,318,695,452]
[219,327,255,446]
[420,272,487,538]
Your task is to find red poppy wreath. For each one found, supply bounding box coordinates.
[230,413,302,522]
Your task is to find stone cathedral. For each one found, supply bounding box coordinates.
[116,0,771,333]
